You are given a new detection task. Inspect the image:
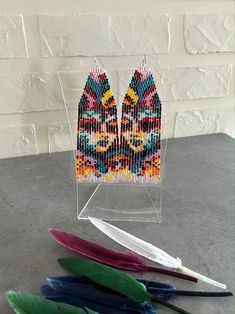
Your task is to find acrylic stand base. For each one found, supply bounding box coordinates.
[77,182,162,222]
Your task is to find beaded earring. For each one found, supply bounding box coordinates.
[119,58,161,183]
[76,57,161,183]
[76,62,119,182]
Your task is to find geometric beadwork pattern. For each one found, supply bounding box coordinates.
[76,65,161,183]
[76,66,119,181]
[120,65,161,183]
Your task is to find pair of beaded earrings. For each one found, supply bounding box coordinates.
[76,58,161,184]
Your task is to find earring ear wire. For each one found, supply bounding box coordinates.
[142,55,147,66]
[94,55,104,67]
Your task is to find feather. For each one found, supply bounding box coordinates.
[58,256,151,303]
[89,217,227,290]
[41,280,156,314]
[139,279,233,299]
[58,257,192,314]
[41,285,154,314]
[49,228,196,282]
[46,275,232,304]
[48,275,174,301]
[6,290,98,314]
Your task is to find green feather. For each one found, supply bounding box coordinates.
[58,257,151,303]
[6,290,98,314]
[58,257,192,314]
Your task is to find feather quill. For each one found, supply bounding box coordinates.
[89,217,227,290]
[49,228,196,282]
[42,278,156,314]
[6,290,98,314]
[58,257,192,314]
[139,279,233,299]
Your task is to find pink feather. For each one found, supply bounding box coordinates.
[49,228,197,282]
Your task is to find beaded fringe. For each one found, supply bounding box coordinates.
[76,65,161,184]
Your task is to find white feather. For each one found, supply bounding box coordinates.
[89,217,227,290]
[89,217,181,268]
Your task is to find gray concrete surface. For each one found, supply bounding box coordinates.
[0,134,234,314]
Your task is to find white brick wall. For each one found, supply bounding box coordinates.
[184,14,234,54]
[0,72,64,114]
[39,15,171,56]
[175,108,234,138]
[0,0,234,159]
[0,125,37,158]
[0,15,27,58]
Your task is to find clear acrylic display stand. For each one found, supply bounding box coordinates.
[58,72,168,223]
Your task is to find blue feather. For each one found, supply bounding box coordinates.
[138,279,176,301]
[41,285,135,314]
[42,276,156,314]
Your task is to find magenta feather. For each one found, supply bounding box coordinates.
[49,228,197,282]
